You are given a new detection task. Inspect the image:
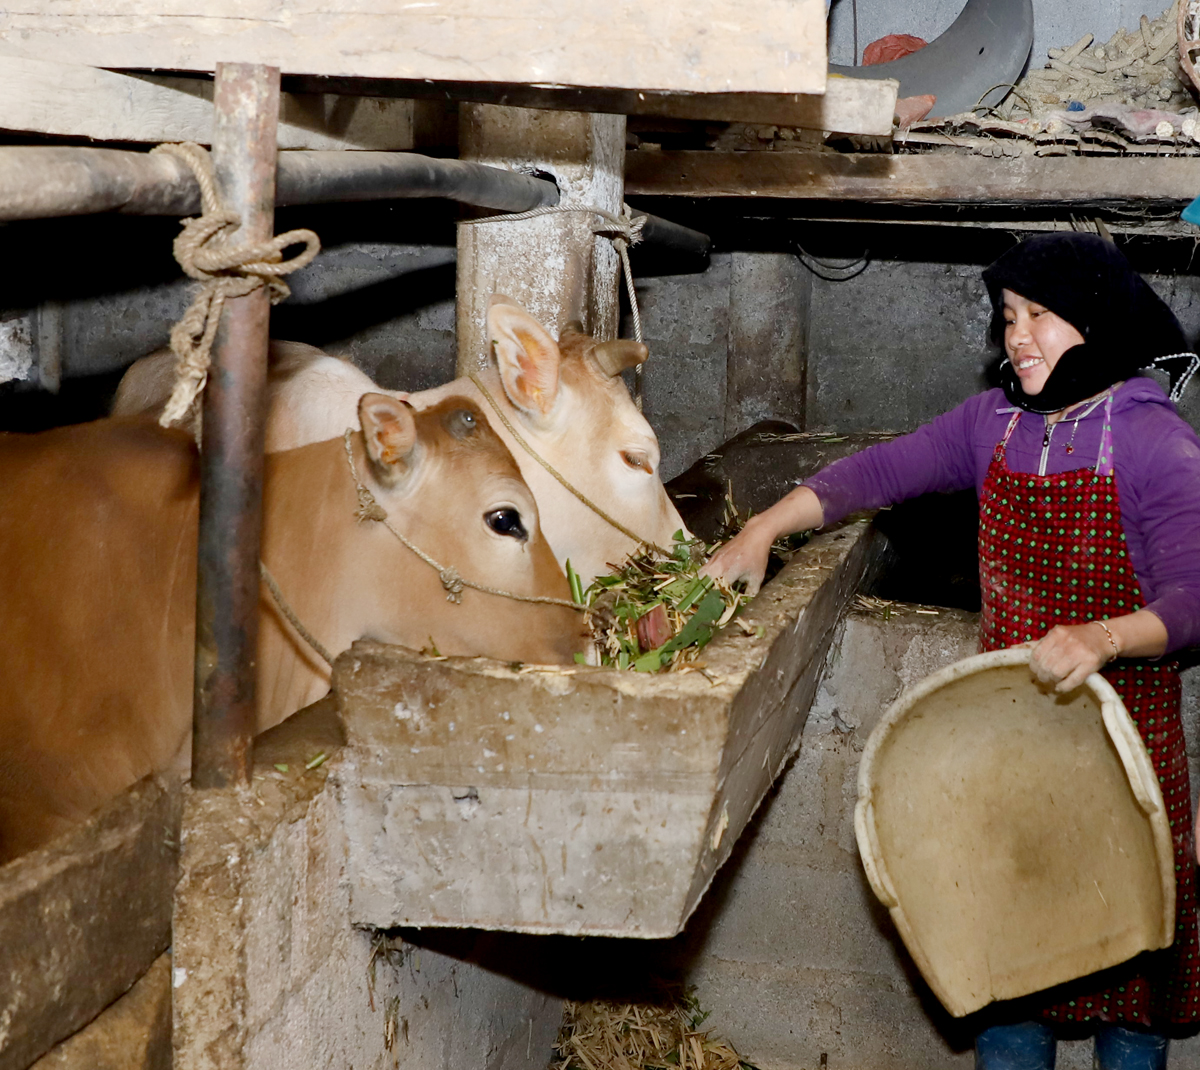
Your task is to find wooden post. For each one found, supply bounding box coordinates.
[455,104,625,373]
[191,63,280,790]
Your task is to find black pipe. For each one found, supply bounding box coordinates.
[630,211,711,261]
[0,146,709,260]
[0,146,559,221]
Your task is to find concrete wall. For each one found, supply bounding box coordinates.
[170,704,564,1070]
[668,605,1200,1070]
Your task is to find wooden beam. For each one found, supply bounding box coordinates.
[0,56,413,149]
[0,0,826,96]
[287,73,896,135]
[625,150,1200,205]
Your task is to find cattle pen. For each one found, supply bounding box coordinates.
[5,2,1200,1069]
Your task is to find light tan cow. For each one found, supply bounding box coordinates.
[113,298,687,585]
[0,395,581,861]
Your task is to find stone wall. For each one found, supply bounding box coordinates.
[668,604,1200,1070]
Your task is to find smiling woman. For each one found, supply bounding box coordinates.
[703,232,1200,1069]
[1000,290,1085,396]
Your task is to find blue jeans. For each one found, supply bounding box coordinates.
[975,1020,1169,1070]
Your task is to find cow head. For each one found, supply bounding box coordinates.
[484,297,687,585]
[354,392,584,665]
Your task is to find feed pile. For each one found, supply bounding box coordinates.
[553,990,752,1070]
[575,533,748,673]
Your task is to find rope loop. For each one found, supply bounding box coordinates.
[150,141,320,429]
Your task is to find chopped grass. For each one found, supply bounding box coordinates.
[576,484,812,673]
[578,531,747,673]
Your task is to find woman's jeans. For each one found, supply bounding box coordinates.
[975,1020,1169,1070]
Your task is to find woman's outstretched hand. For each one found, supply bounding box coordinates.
[700,486,826,598]
[700,515,776,597]
[1028,623,1114,693]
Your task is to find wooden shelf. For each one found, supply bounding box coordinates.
[625,150,1200,209]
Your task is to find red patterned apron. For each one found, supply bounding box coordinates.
[978,397,1200,1025]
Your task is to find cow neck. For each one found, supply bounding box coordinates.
[467,372,667,555]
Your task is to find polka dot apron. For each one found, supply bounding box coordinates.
[978,397,1200,1025]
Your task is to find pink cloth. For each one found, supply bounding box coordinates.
[862,34,928,65]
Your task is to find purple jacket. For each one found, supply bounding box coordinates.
[805,378,1200,652]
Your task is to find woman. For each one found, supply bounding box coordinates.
[704,233,1200,1069]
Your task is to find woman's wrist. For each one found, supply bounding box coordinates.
[1092,619,1120,663]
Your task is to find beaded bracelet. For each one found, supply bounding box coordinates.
[1094,619,1120,663]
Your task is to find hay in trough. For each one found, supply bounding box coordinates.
[573,486,811,674]
[553,988,755,1070]
[574,531,746,673]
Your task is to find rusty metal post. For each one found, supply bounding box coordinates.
[191,64,280,789]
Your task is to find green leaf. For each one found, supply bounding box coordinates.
[274,763,289,773]
[663,589,726,652]
[573,652,589,665]
[633,650,663,672]
[676,575,714,613]
[305,752,327,771]
[566,559,585,605]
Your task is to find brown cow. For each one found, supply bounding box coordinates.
[0,394,581,861]
[113,298,688,585]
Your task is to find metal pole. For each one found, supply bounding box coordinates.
[191,63,280,789]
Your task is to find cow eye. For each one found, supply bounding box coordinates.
[445,409,478,439]
[485,508,527,540]
[622,450,650,472]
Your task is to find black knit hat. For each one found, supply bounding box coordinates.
[982,233,1189,413]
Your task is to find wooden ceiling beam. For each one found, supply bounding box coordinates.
[625,150,1200,206]
[0,0,826,97]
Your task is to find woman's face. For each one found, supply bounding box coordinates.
[1001,289,1085,396]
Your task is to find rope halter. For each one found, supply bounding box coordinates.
[341,430,584,610]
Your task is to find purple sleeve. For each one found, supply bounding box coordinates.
[1124,419,1200,652]
[804,396,986,526]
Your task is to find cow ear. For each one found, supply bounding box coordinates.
[487,299,561,418]
[358,393,417,487]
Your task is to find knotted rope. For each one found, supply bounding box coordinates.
[150,142,320,428]
[461,202,648,407]
[342,430,585,610]
[468,373,667,555]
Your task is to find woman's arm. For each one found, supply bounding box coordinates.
[701,486,824,595]
[1028,610,1168,693]
[702,393,994,594]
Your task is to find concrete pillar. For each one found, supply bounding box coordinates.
[726,252,810,437]
[455,104,625,374]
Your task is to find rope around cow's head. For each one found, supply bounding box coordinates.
[340,429,585,610]
[259,428,586,672]
[467,373,668,556]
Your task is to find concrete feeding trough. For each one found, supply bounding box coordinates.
[332,517,885,937]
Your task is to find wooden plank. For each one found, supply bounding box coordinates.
[0,56,413,150]
[0,0,826,96]
[0,776,180,1070]
[625,150,1200,205]
[306,73,895,134]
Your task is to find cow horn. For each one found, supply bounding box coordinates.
[593,339,649,378]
